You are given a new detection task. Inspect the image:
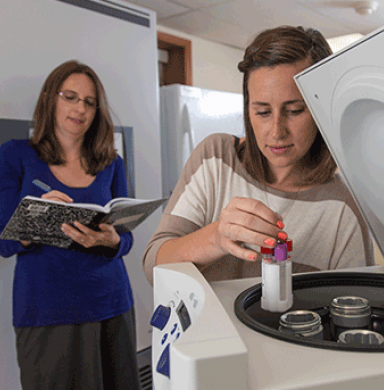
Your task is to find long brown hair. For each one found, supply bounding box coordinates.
[30,60,117,175]
[237,26,336,186]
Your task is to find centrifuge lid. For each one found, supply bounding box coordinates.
[295,26,384,258]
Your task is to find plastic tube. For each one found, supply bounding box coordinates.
[261,239,293,312]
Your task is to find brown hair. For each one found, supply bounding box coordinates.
[237,25,336,186]
[30,60,117,175]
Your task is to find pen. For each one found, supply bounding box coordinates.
[32,179,52,193]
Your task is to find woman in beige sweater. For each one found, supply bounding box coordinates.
[143,26,375,285]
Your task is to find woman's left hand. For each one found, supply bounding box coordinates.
[61,222,121,249]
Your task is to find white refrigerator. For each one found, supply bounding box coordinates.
[160,84,245,200]
[0,1,161,389]
[153,85,245,389]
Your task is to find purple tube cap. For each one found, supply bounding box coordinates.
[274,242,288,261]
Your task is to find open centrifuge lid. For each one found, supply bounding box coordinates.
[295,26,384,258]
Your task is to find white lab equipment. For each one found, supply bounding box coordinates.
[160,84,245,199]
[295,27,384,257]
[151,263,248,390]
[153,263,384,389]
[152,25,384,390]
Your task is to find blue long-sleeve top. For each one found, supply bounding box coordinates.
[0,139,134,327]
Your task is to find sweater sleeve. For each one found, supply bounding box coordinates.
[142,135,213,284]
[97,156,133,260]
[0,141,37,257]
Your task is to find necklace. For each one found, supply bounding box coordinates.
[262,183,303,221]
[66,155,82,163]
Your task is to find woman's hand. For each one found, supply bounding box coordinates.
[61,222,121,249]
[19,190,74,248]
[41,190,73,203]
[156,197,287,270]
[216,197,286,261]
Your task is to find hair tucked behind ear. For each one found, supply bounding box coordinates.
[237,25,336,186]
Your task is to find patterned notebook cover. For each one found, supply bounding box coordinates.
[1,196,167,249]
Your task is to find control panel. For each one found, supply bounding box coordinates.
[151,270,205,385]
[151,262,248,390]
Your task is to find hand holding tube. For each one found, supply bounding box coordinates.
[216,197,286,261]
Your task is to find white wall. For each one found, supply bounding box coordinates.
[0,1,162,388]
[158,25,244,94]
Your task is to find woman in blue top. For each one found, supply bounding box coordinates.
[0,60,140,389]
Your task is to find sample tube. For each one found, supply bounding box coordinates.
[261,239,293,313]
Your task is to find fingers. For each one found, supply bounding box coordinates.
[98,223,115,234]
[98,224,121,249]
[220,197,285,246]
[61,222,120,249]
[219,224,277,262]
[42,191,73,203]
[217,197,288,262]
[40,192,121,249]
[222,219,280,247]
[61,223,94,247]
[224,238,262,262]
[230,197,282,226]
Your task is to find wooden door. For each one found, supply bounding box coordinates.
[158,32,192,86]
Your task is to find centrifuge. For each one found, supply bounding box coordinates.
[151,25,384,390]
[152,264,384,389]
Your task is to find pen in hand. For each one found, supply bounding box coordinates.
[32,180,73,203]
[21,179,52,248]
[32,179,52,193]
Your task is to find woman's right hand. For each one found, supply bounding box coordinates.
[155,197,287,270]
[216,197,286,261]
[20,191,73,248]
[41,190,73,203]
[20,240,32,248]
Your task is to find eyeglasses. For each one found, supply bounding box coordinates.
[58,90,98,109]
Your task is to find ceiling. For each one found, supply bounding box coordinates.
[127,0,384,49]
